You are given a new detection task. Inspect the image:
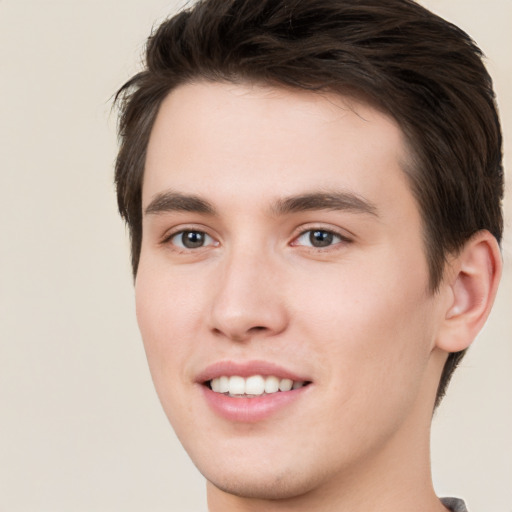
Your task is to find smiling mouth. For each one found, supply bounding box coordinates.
[206,375,311,398]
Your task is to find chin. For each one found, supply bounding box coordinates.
[205,468,318,501]
[181,429,329,501]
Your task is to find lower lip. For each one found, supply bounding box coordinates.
[201,385,310,423]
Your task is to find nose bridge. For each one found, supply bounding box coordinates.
[209,242,288,341]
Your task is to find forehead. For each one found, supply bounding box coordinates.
[143,81,413,216]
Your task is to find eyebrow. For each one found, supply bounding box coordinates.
[145,191,216,216]
[144,190,378,218]
[271,191,378,217]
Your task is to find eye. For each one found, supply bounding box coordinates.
[169,230,217,249]
[293,229,347,248]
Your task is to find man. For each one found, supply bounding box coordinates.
[114,1,503,510]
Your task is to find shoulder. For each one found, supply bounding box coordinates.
[441,497,468,512]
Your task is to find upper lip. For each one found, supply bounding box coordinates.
[195,360,311,384]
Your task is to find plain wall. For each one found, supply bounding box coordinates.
[1,1,510,510]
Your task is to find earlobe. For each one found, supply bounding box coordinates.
[436,230,502,353]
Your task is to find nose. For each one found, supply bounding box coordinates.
[208,248,289,342]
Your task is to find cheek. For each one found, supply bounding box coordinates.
[292,259,436,391]
[134,264,201,388]
[136,255,205,330]
[134,266,209,437]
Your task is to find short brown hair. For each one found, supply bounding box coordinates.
[114,0,503,405]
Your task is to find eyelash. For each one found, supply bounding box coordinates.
[162,226,352,252]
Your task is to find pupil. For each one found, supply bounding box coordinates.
[310,230,333,247]
[183,231,204,248]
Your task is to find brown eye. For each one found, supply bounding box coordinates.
[294,229,347,248]
[170,230,216,249]
[309,230,334,247]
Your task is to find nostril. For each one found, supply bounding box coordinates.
[252,326,266,331]
[246,326,268,336]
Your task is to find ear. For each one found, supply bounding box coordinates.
[436,230,502,353]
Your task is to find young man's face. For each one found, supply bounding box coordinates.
[136,82,449,501]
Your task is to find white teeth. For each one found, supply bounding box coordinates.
[209,375,306,396]
[245,375,265,395]
[219,376,229,393]
[228,376,245,395]
[211,378,221,392]
[264,375,279,394]
[278,378,293,392]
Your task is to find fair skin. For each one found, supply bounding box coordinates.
[136,82,501,512]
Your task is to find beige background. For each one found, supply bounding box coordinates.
[0,1,510,511]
